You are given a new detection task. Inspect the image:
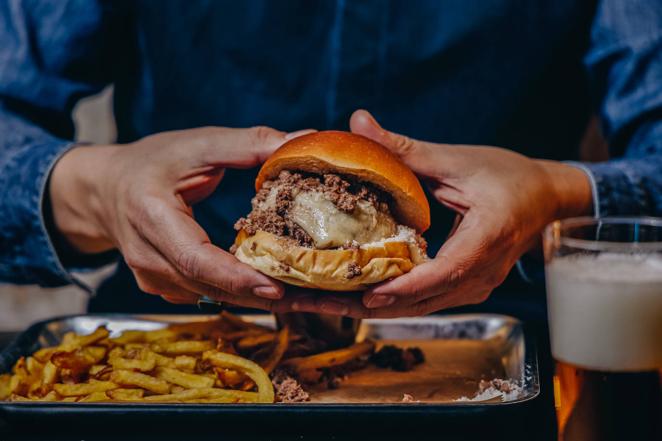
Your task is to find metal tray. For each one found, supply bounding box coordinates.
[0,313,540,438]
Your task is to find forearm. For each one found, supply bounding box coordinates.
[49,145,120,254]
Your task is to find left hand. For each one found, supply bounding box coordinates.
[283,110,593,317]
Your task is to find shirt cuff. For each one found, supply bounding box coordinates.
[564,161,600,218]
[575,160,652,216]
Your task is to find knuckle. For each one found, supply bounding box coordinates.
[393,134,416,157]
[251,125,277,144]
[174,249,202,280]
[445,267,467,291]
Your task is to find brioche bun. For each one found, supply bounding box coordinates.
[235,131,429,291]
[256,131,430,233]
[233,230,425,291]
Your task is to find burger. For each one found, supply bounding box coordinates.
[232,131,430,291]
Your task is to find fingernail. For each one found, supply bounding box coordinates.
[319,301,349,315]
[366,295,396,309]
[253,286,281,299]
[285,129,317,140]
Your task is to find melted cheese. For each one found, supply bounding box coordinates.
[289,191,396,249]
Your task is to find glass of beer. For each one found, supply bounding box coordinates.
[544,217,662,441]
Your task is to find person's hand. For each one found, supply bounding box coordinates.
[282,110,593,317]
[50,126,310,307]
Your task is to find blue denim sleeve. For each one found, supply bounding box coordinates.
[0,0,124,287]
[581,0,662,216]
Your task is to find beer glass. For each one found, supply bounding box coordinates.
[544,217,662,441]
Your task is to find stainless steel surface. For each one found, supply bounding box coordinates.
[3,313,538,404]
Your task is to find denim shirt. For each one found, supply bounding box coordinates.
[1,0,661,292]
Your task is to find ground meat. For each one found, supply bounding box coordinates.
[271,369,310,403]
[235,208,287,237]
[322,174,357,212]
[370,345,425,372]
[234,170,390,247]
[285,218,314,247]
[479,378,515,394]
[346,262,362,279]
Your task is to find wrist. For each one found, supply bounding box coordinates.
[49,144,120,254]
[537,160,594,220]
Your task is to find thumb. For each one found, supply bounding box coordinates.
[349,109,455,178]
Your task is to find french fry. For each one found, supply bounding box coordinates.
[148,350,175,367]
[61,332,77,346]
[107,388,145,401]
[111,370,170,395]
[142,387,259,403]
[85,347,107,363]
[79,391,110,402]
[202,351,274,403]
[26,357,44,376]
[2,314,354,405]
[40,390,59,402]
[173,355,197,371]
[109,356,156,372]
[214,368,244,388]
[9,359,30,397]
[110,330,146,345]
[143,328,177,343]
[0,374,11,400]
[260,326,290,374]
[61,327,109,351]
[220,311,271,333]
[236,333,277,350]
[41,361,58,386]
[12,357,28,377]
[53,381,119,397]
[155,367,214,389]
[281,340,375,371]
[51,347,106,372]
[151,340,214,355]
[32,347,57,363]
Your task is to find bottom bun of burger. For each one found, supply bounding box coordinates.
[233,229,426,291]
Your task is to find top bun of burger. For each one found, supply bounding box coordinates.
[256,131,430,233]
[233,131,430,291]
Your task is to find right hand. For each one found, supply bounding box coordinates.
[49,126,298,306]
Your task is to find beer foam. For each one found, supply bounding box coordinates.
[546,253,662,372]
[549,253,662,282]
